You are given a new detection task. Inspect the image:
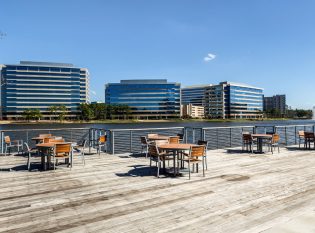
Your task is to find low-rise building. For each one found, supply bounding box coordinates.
[181,104,205,118]
[263,95,286,115]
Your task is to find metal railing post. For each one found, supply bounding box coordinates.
[216,129,219,149]
[285,126,288,146]
[192,128,195,144]
[230,128,232,147]
[295,126,297,145]
[0,131,3,154]
[112,131,115,155]
[130,131,132,153]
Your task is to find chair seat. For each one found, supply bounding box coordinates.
[182,158,202,163]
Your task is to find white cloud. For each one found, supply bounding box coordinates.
[90,90,97,95]
[204,53,216,62]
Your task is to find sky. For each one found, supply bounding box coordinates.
[0,0,315,108]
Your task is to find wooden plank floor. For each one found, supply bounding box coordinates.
[0,147,314,233]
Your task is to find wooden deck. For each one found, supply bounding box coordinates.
[0,147,314,233]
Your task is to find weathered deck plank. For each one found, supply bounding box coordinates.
[0,147,314,233]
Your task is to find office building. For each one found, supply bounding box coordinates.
[181,85,211,106]
[0,61,89,119]
[181,104,205,118]
[105,79,180,119]
[205,81,263,119]
[263,95,286,115]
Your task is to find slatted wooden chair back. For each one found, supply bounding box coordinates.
[197,140,208,150]
[189,146,205,157]
[4,136,11,144]
[242,134,252,142]
[140,136,148,145]
[99,135,106,143]
[39,134,52,138]
[272,134,280,143]
[148,144,159,157]
[169,136,179,144]
[304,132,315,139]
[148,134,158,138]
[55,143,71,157]
[177,133,184,140]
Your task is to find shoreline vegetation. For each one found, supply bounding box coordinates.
[0,117,312,125]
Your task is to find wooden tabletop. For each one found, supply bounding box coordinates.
[158,143,196,150]
[147,135,170,140]
[36,142,71,148]
[251,134,273,138]
[32,136,54,140]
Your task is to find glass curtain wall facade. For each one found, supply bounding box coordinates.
[105,79,180,119]
[205,82,263,119]
[0,61,89,119]
[181,85,210,106]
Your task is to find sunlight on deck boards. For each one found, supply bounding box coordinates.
[0,147,314,233]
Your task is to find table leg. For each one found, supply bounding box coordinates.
[173,150,176,177]
[257,138,263,153]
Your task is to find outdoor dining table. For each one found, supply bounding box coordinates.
[31,136,54,144]
[251,134,273,153]
[36,142,75,170]
[158,143,196,176]
[147,135,170,141]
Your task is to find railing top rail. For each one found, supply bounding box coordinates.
[109,127,185,132]
[0,128,90,133]
[274,124,315,128]
[201,126,255,130]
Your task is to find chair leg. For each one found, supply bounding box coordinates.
[188,160,191,180]
[205,155,208,170]
[4,145,7,156]
[202,157,205,177]
[157,158,160,178]
[27,152,31,171]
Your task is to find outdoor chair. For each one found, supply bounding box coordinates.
[266,133,280,154]
[53,143,72,170]
[73,139,87,166]
[24,142,39,171]
[169,136,180,144]
[96,135,107,156]
[298,131,305,148]
[304,132,315,149]
[197,140,208,170]
[140,136,149,158]
[242,133,254,153]
[4,136,23,156]
[148,143,171,178]
[182,145,206,179]
[177,133,185,143]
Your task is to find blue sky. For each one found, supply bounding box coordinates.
[0,0,315,108]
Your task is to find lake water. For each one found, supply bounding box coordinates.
[0,119,314,130]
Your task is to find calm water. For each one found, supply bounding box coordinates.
[0,119,314,130]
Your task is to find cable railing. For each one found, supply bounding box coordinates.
[0,124,314,155]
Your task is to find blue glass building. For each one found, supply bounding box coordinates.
[205,82,263,119]
[181,85,211,106]
[105,79,181,119]
[0,61,89,119]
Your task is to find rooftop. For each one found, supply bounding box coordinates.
[0,146,314,232]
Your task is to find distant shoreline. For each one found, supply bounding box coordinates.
[0,118,310,125]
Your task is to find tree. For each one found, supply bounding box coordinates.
[22,109,33,122]
[78,103,94,121]
[57,105,67,122]
[22,109,42,122]
[48,105,58,121]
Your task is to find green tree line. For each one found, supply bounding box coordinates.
[78,103,131,121]
[22,105,68,121]
[265,108,313,119]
